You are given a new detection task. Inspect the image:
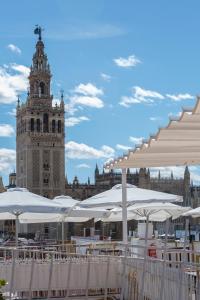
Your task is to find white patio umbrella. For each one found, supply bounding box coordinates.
[0,188,67,246]
[80,184,183,243]
[80,184,183,208]
[182,207,200,218]
[100,202,190,222]
[20,195,110,244]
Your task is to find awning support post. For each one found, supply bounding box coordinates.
[122,168,128,244]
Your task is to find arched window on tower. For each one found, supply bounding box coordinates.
[52,120,56,133]
[39,82,45,96]
[58,120,61,133]
[43,113,49,132]
[30,118,34,132]
[36,119,40,132]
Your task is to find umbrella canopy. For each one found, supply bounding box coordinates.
[80,184,183,209]
[99,202,190,222]
[19,214,90,223]
[20,195,110,223]
[182,207,200,218]
[53,195,109,218]
[0,188,67,215]
[53,195,80,207]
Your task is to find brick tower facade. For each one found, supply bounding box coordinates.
[16,29,65,198]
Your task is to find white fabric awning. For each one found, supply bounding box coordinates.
[105,98,200,169]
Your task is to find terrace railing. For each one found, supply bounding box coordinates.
[0,243,199,300]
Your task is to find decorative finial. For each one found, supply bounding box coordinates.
[17,95,20,108]
[60,89,64,101]
[34,25,44,41]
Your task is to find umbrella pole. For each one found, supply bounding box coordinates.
[15,214,19,248]
[159,218,170,300]
[62,219,65,245]
[122,168,127,244]
[140,215,149,300]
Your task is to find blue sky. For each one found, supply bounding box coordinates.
[1,0,200,185]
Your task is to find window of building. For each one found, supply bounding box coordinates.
[39,82,45,96]
[58,120,61,133]
[43,113,49,132]
[36,119,40,132]
[52,120,56,133]
[43,163,49,170]
[30,118,34,132]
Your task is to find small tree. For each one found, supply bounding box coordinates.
[0,280,6,300]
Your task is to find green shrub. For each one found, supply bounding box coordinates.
[0,279,6,300]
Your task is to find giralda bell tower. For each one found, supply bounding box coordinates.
[16,27,65,198]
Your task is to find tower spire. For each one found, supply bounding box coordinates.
[29,29,52,107]
[60,89,64,109]
[17,95,20,108]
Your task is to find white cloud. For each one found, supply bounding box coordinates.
[166,93,194,101]
[11,64,29,76]
[67,82,104,115]
[129,136,144,144]
[8,108,16,116]
[104,157,115,168]
[71,95,104,108]
[114,54,141,68]
[65,103,78,116]
[52,98,61,107]
[0,124,15,137]
[150,116,162,121]
[150,166,184,178]
[74,83,103,97]
[0,63,29,104]
[120,86,164,107]
[116,144,131,151]
[150,166,200,184]
[0,148,16,173]
[134,86,164,100]
[120,88,194,107]
[76,163,91,169]
[168,111,182,118]
[7,44,21,54]
[119,96,141,107]
[65,116,90,127]
[101,73,111,82]
[65,141,115,159]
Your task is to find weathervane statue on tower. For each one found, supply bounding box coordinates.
[34,25,43,40]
